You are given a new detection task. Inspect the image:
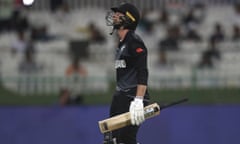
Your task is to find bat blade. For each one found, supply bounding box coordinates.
[98,103,160,133]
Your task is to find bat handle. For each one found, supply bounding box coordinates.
[160,98,188,110]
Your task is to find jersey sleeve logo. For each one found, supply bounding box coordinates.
[136,48,144,53]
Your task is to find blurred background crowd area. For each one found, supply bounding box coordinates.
[0,0,240,105]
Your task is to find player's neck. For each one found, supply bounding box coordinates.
[118,29,129,42]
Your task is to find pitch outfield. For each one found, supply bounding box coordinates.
[0,86,240,105]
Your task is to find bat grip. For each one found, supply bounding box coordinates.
[160,98,188,110]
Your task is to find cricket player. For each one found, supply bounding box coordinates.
[105,2,149,144]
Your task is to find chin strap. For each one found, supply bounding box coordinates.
[109,28,115,35]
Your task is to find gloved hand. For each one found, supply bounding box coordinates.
[129,97,145,126]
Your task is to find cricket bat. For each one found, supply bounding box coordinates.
[98,103,160,133]
[98,98,188,133]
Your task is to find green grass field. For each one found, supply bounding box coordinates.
[0,85,240,106]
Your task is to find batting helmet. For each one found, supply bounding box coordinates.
[106,3,140,30]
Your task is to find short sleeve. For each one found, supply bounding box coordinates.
[129,42,147,57]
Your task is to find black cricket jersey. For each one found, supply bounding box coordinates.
[115,30,148,91]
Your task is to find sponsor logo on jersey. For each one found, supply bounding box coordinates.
[115,60,126,69]
[136,47,143,53]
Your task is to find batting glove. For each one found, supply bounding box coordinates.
[129,97,145,126]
